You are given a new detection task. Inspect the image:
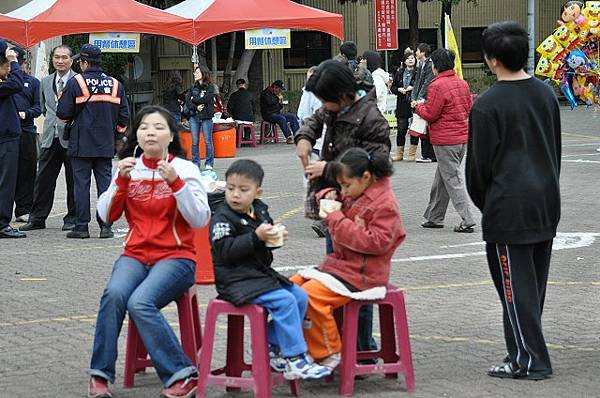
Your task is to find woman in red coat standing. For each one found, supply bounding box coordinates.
[415,48,476,233]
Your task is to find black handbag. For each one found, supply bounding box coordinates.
[63,91,93,141]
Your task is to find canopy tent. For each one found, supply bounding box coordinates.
[0,14,28,47]
[165,0,344,44]
[4,0,195,48]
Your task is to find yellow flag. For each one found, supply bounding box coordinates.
[444,13,463,79]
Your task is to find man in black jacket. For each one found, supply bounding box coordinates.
[466,21,560,381]
[0,41,25,238]
[411,43,436,162]
[227,78,255,123]
[260,80,299,144]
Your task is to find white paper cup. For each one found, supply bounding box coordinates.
[319,199,342,218]
[265,224,286,248]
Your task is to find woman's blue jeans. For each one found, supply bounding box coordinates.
[189,116,214,168]
[88,255,196,387]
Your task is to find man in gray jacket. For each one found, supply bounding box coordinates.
[410,43,436,163]
[21,45,76,232]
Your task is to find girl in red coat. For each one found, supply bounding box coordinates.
[291,148,406,370]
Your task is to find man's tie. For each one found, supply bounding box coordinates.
[57,78,64,98]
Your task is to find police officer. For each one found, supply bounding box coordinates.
[57,44,128,239]
[0,40,25,238]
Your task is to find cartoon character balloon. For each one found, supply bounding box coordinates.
[566,49,592,72]
[559,1,588,28]
[584,1,600,36]
[536,35,566,62]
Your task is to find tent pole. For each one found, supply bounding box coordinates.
[192,45,199,68]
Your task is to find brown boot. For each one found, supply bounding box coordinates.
[408,144,418,161]
[394,146,404,161]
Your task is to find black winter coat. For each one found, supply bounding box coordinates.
[210,199,291,306]
[390,68,415,119]
[184,82,216,120]
[259,88,282,119]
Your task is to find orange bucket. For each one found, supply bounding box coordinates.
[213,128,237,158]
[179,130,206,160]
[194,225,214,284]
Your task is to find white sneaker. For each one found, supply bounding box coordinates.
[319,352,341,370]
[269,349,287,373]
[204,165,213,170]
[283,353,332,380]
[415,157,432,163]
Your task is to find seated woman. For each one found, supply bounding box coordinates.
[87,105,211,398]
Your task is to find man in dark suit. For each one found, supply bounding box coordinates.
[12,47,42,224]
[411,43,436,163]
[20,45,77,232]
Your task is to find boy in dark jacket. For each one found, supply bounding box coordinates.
[466,21,560,381]
[210,159,330,381]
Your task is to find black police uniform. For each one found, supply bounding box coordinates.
[57,45,128,235]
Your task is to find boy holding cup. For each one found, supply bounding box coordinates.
[210,159,330,380]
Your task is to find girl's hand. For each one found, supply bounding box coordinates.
[305,161,327,179]
[324,191,338,200]
[157,160,178,184]
[255,223,274,241]
[118,157,136,178]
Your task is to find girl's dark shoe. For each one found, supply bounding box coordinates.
[421,221,444,229]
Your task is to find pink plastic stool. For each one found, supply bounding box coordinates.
[336,287,415,396]
[123,286,202,388]
[236,123,256,148]
[259,121,279,144]
[196,299,300,398]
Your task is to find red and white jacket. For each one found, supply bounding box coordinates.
[97,155,211,265]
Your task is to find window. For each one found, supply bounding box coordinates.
[461,27,486,63]
[391,29,438,70]
[205,32,246,71]
[283,31,331,68]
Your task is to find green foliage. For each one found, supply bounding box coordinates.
[283,90,302,115]
[59,34,128,81]
[464,63,496,94]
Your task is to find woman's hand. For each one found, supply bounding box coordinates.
[305,161,327,180]
[296,139,312,169]
[255,223,274,242]
[324,190,338,200]
[399,88,406,94]
[197,104,204,112]
[157,160,178,184]
[118,157,136,179]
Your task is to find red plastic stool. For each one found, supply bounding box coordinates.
[236,123,256,148]
[337,288,415,396]
[123,286,202,388]
[259,121,279,144]
[196,299,300,398]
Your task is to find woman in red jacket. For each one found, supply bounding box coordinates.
[291,148,406,371]
[415,49,476,233]
[87,105,211,398]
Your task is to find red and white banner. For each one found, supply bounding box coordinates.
[375,0,398,51]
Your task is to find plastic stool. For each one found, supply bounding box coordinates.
[259,121,279,144]
[337,288,415,396]
[236,123,256,148]
[123,286,202,388]
[196,299,300,398]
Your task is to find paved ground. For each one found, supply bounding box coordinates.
[1,106,599,398]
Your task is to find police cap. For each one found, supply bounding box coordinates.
[73,44,102,62]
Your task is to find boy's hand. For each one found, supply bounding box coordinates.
[255,223,274,242]
[283,228,289,241]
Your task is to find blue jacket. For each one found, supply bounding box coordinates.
[13,73,41,134]
[57,67,128,157]
[0,62,23,143]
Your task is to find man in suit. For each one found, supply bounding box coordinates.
[411,43,437,163]
[12,47,41,224]
[20,45,77,232]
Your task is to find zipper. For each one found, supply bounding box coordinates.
[172,211,182,249]
[124,225,135,246]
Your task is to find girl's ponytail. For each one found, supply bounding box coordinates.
[333,148,394,179]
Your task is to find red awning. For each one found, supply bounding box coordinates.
[0,13,28,47]
[5,0,195,48]
[165,0,344,45]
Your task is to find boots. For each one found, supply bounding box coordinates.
[407,144,418,161]
[394,146,404,161]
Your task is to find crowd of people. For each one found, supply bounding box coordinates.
[0,20,562,398]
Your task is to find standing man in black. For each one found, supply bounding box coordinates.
[466,21,560,381]
[227,78,255,123]
[0,41,25,238]
[411,43,436,163]
[21,45,77,232]
[12,47,41,224]
[57,44,128,239]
